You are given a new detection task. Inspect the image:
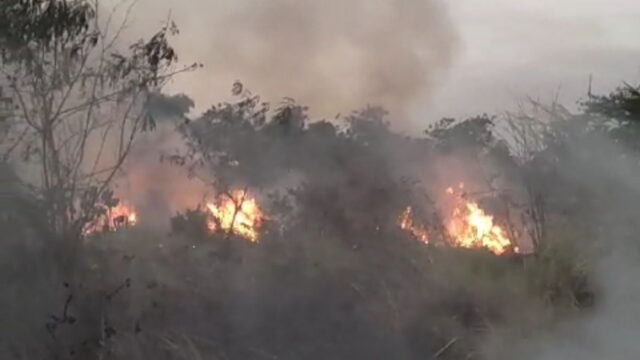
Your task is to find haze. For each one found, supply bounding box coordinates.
[121,0,640,132]
[423,0,640,125]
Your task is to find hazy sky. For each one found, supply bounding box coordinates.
[420,0,640,127]
[122,0,640,132]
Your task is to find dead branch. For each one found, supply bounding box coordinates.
[432,337,457,359]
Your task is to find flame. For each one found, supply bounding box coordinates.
[205,190,264,242]
[443,184,512,255]
[446,200,512,255]
[398,183,514,255]
[84,202,138,235]
[398,207,429,243]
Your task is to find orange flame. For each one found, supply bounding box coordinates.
[444,184,512,255]
[205,190,264,242]
[446,200,512,255]
[398,207,429,243]
[398,184,514,255]
[84,202,138,235]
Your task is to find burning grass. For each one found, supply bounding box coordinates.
[205,189,264,242]
[399,206,429,243]
[83,202,138,235]
[398,183,516,255]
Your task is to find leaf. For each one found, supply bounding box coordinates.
[232,81,243,96]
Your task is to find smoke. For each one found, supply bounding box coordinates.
[530,134,640,359]
[101,0,459,226]
[529,249,640,360]
[480,126,640,360]
[116,125,208,231]
[502,244,640,360]
[7,3,640,359]
[113,93,208,231]
[129,0,458,124]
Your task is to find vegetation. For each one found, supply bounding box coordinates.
[1,2,640,360]
[0,0,193,240]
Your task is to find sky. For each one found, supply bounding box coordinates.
[420,0,640,126]
[119,0,640,133]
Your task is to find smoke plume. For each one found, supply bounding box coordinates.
[130,0,458,123]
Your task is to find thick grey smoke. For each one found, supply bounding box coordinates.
[129,0,458,123]
[528,136,640,359]
[483,129,640,360]
[512,247,640,360]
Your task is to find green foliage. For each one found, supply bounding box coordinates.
[0,0,187,239]
[427,115,496,149]
[525,235,594,310]
[170,207,212,240]
[0,0,94,61]
[583,83,640,123]
[581,83,640,151]
[2,5,639,357]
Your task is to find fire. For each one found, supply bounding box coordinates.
[398,207,429,243]
[446,200,512,255]
[84,202,138,235]
[398,183,514,255]
[205,189,264,242]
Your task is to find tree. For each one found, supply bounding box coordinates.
[0,0,194,239]
[582,82,640,151]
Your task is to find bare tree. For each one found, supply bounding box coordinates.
[499,97,572,251]
[0,0,196,239]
